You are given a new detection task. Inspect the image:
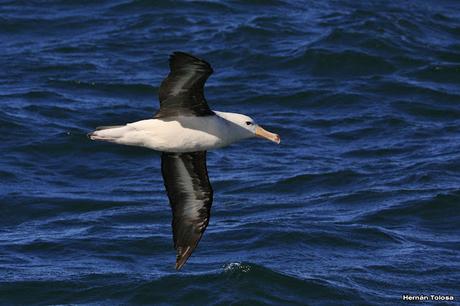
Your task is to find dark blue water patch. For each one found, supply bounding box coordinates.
[256,169,366,194]
[286,48,396,77]
[354,190,460,230]
[363,82,460,112]
[342,144,423,159]
[0,110,28,130]
[0,15,111,42]
[108,0,233,15]
[326,115,409,141]
[25,62,99,77]
[0,195,141,226]
[310,28,405,57]
[215,223,404,252]
[23,104,76,119]
[0,170,16,180]
[0,90,67,100]
[408,64,460,84]
[46,79,157,99]
[436,47,460,63]
[392,100,460,120]
[5,232,171,261]
[0,265,366,305]
[328,126,388,141]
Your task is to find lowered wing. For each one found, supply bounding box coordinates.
[161,151,213,270]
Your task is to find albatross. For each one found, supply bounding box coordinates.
[89,52,280,270]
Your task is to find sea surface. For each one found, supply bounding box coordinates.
[1,0,460,305]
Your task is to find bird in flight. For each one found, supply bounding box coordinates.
[89,52,280,270]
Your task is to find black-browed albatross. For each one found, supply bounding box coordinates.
[89,52,280,270]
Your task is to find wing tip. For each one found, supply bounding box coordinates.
[169,51,213,72]
[175,246,193,270]
[170,51,202,61]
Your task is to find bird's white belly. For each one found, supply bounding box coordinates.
[123,116,229,152]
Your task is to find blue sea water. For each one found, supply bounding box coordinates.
[1,0,460,305]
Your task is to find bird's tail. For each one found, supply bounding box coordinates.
[87,125,129,142]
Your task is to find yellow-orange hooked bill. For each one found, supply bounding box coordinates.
[255,126,281,144]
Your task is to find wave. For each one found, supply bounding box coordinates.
[310,28,404,56]
[409,64,460,85]
[0,15,106,39]
[0,263,364,305]
[0,170,17,180]
[0,110,28,130]
[342,144,422,158]
[230,169,365,195]
[1,90,64,100]
[354,191,460,228]
[46,79,157,97]
[270,48,396,77]
[371,79,460,102]
[392,100,460,120]
[109,0,232,14]
[0,195,140,226]
[211,219,405,250]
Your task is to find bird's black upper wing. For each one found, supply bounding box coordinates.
[155,52,214,118]
[161,151,213,270]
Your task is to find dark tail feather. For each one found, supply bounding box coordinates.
[95,125,124,131]
[87,125,126,141]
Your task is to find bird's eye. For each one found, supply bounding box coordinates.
[245,121,252,126]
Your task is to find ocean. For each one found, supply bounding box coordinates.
[1,0,459,305]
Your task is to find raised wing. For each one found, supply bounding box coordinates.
[161,151,213,270]
[155,52,214,118]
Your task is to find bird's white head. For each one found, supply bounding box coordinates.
[215,111,280,144]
